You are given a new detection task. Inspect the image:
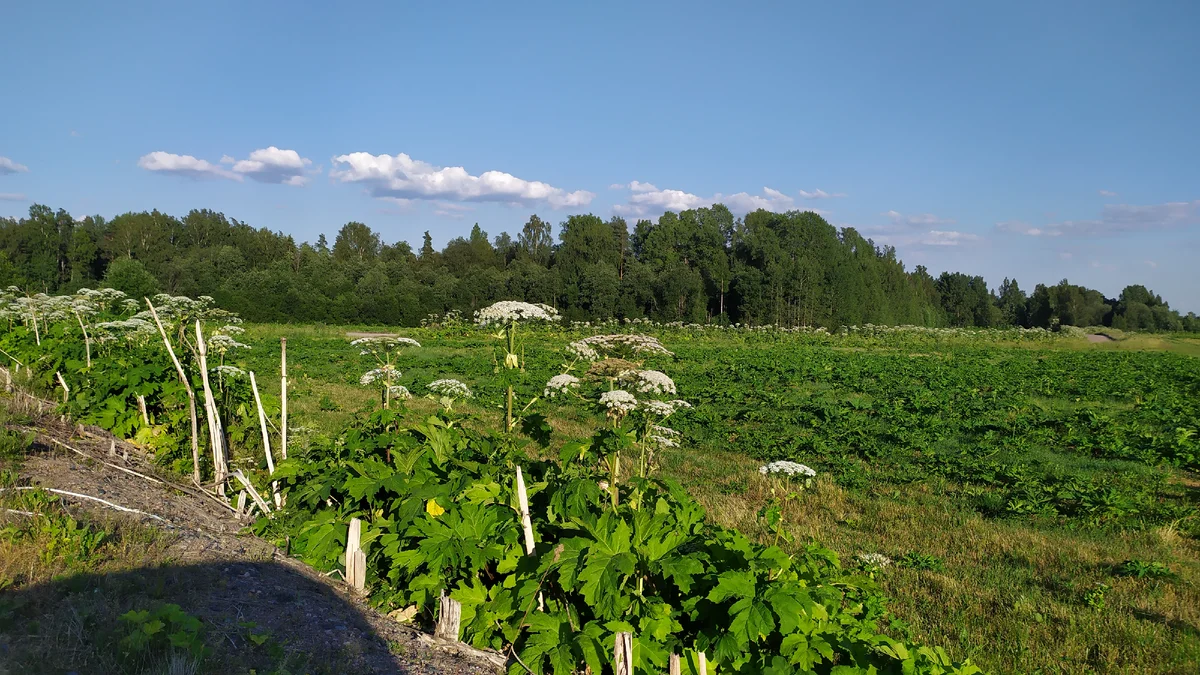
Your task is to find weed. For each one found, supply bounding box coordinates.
[1114,559,1176,580]
[1083,582,1109,610]
[896,552,946,571]
[119,603,208,664]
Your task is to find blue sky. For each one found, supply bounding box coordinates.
[2,1,1198,311]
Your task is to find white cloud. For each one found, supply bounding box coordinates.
[1144,260,1158,268]
[230,146,312,185]
[996,220,1059,237]
[433,201,474,218]
[138,151,241,180]
[1059,251,1074,260]
[798,188,846,199]
[921,230,979,246]
[330,152,594,209]
[868,211,980,248]
[0,193,26,201]
[140,147,312,186]
[997,200,1200,237]
[873,228,982,248]
[612,183,800,218]
[0,157,30,175]
[1099,189,1117,197]
[886,210,955,227]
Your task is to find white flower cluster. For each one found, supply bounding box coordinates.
[208,333,250,353]
[566,334,674,361]
[93,317,157,342]
[350,335,421,354]
[620,369,676,395]
[146,293,236,325]
[856,553,893,568]
[428,378,472,399]
[213,365,247,378]
[388,385,413,400]
[360,365,399,385]
[420,309,464,327]
[599,389,638,414]
[543,373,581,398]
[474,301,561,327]
[647,424,680,448]
[639,399,691,417]
[758,461,817,477]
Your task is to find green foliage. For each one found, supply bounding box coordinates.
[0,493,109,568]
[103,257,159,300]
[0,426,33,459]
[0,287,261,481]
[5,201,1196,330]
[119,603,208,661]
[1113,559,1175,580]
[262,409,982,674]
[896,553,945,572]
[1083,583,1109,610]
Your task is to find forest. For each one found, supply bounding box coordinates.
[1,203,1195,331]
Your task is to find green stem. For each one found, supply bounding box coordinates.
[506,384,514,432]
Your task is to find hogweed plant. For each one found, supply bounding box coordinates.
[548,332,688,507]
[474,300,559,432]
[757,460,818,548]
[352,336,421,409]
[426,378,471,412]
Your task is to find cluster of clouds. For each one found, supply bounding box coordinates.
[139,147,853,217]
[608,181,843,219]
[867,210,981,248]
[0,156,29,202]
[26,144,1191,260]
[996,200,1199,238]
[138,147,314,186]
[328,152,595,210]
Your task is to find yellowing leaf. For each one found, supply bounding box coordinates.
[425,498,445,517]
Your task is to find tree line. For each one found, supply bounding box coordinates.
[1,203,1195,331]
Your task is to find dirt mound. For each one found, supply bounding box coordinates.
[0,398,502,674]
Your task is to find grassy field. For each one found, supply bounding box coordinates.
[231,322,1200,674]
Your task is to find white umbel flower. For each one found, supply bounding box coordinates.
[351,336,421,350]
[621,369,676,395]
[758,461,816,477]
[474,301,560,326]
[544,374,581,398]
[646,424,680,448]
[208,334,250,353]
[856,553,893,568]
[213,365,246,378]
[567,334,673,360]
[599,390,638,414]
[428,379,473,399]
[360,365,399,385]
[388,385,412,400]
[642,399,692,416]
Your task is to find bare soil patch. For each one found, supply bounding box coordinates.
[0,402,502,674]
